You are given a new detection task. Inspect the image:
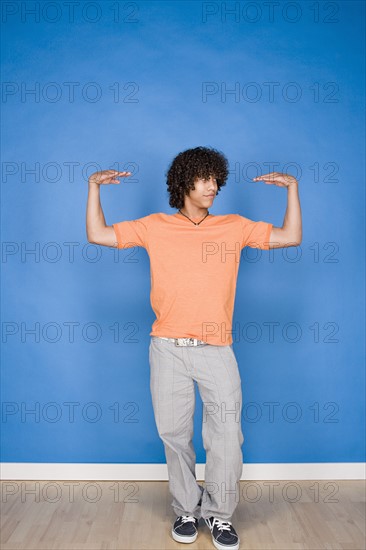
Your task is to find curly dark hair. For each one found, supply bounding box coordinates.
[166,146,229,209]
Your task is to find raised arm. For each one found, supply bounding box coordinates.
[86,169,131,247]
[253,172,302,248]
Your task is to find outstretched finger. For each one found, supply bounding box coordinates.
[111,173,131,182]
[253,173,279,180]
[104,170,130,175]
[101,172,131,180]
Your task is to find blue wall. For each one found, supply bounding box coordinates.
[1,0,364,463]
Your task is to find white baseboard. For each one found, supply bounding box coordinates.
[1,463,365,480]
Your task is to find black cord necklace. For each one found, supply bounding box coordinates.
[178,209,210,226]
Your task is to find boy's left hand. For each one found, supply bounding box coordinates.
[253,172,298,188]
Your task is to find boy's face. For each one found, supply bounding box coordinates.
[185,175,218,208]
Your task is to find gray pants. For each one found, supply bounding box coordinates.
[149,336,244,521]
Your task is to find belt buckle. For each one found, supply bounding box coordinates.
[175,338,197,347]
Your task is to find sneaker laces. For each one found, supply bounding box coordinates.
[181,515,196,523]
[212,518,233,531]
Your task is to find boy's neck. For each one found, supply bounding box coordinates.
[179,206,209,220]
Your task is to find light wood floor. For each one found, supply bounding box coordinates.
[1,480,365,549]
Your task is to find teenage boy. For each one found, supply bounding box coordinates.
[86,146,302,550]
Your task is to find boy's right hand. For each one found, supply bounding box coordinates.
[88,169,132,185]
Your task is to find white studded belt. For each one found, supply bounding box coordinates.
[157,336,207,346]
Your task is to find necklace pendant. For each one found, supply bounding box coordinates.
[177,209,209,226]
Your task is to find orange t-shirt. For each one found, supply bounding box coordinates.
[113,213,273,346]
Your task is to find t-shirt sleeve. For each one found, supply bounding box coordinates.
[239,215,273,250]
[112,214,150,249]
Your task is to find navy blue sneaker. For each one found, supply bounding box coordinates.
[172,515,199,543]
[204,517,240,550]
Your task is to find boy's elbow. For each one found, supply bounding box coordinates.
[295,233,302,246]
[284,228,302,247]
[86,226,119,248]
[86,230,97,244]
